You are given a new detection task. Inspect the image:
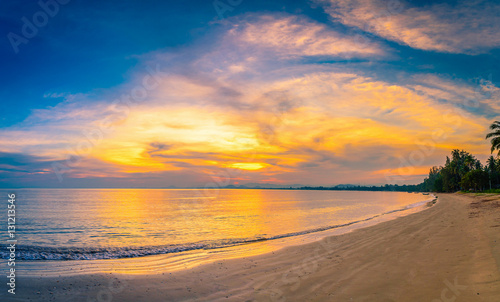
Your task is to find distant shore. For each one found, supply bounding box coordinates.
[4,193,500,301]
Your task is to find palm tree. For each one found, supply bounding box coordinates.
[486,121,500,154]
[487,155,496,190]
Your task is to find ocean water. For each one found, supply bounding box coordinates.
[0,189,432,270]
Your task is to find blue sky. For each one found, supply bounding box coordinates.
[1,0,500,188]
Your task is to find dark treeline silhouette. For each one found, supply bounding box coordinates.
[421,120,500,192]
[421,149,492,192]
[296,184,424,192]
[259,121,500,193]
[295,148,498,193]
[295,149,493,193]
[418,121,500,192]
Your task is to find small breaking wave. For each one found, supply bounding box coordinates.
[0,196,435,261]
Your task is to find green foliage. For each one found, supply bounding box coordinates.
[422,166,443,192]
[460,169,489,191]
[419,120,500,193]
[421,149,486,193]
[486,121,500,155]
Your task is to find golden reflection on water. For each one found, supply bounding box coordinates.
[90,189,303,248]
[10,189,432,276]
[72,189,428,249]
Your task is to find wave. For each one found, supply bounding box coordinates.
[0,196,435,261]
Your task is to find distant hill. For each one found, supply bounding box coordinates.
[224,183,304,189]
[213,183,423,192]
[334,184,358,189]
[221,183,360,189]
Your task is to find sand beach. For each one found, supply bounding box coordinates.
[5,193,499,301]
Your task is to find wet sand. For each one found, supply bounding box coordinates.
[5,193,500,301]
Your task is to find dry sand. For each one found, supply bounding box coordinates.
[5,193,500,301]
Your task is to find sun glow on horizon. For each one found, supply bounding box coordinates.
[229,163,267,170]
[1,0,499,188]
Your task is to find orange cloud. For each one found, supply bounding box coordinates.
[1,12,498,186]
[0,66,495,185]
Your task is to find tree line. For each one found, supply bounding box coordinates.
[421,149,492,192]
[421,121,500,192]
[294,120,500,193]
[296,184,424,192]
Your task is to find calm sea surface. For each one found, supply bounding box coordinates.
[0,189,431,267]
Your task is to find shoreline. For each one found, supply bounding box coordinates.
[5,194,435,277]
[3,193,500,301]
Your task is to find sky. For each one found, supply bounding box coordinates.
[1,0,500,188]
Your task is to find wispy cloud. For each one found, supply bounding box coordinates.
[228,14,384,58]
[1,9,498,187]
[1,66,494,185]
[317,0,500,54]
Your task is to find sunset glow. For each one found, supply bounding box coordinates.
[1,0,500,188]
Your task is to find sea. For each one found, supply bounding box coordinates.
[0,189,433,276]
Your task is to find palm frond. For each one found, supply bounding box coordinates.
[491,137,500,153]
[490,121,500,130]
[491,121,500,128]
[486,130,500,139]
